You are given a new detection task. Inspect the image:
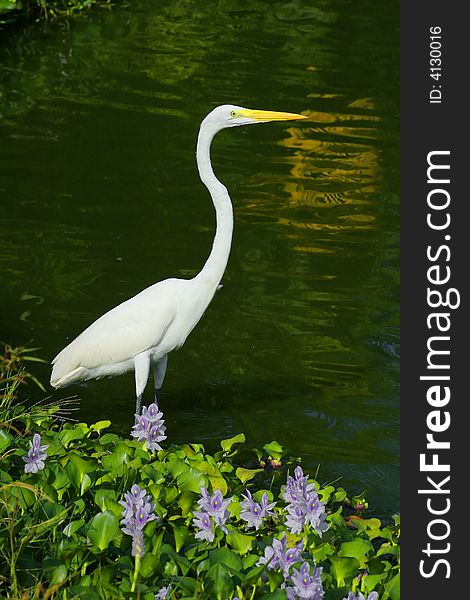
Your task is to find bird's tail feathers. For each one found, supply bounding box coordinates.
[50,366,86,389]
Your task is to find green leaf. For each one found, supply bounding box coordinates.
[59,427,84,448]
[193,460,228,495]
[353,517,382,531]
[164,560,178,577]
[376,543,400,558]
[51,465,71,492]
[244,564,266,586]
[0,429,13,453]
[65,453,96,495]
[330,556,359,586]
[263,440,285,460]
[196,557,211,577]
[90,420,111,433]
[42,500,66,519]
[140,553,159,578]
[87,511,120,551]
[310,541,335,563]
[384,572,400,600]
[165,485,179,504]
[94,488,117,512]
[209,547,243,572]
[168,576,199,595]
[339,539,374,564]
[63,518,86,537]
[81,473,92,495]
[50,564,68,585]
[204,563,234,600]
[332,487,348,503]
[181,443,204,459]
[243,553,260,570]
[171,523,191,553]
[220,433,246,453]
[99,433,121,446]
[363,572,387,592]
[100,442,132,475]
[176,467,207,494]
[178,490,197,516]
[319,485,335,503]
[226,529,255,555]
[166,455,191,479]
[235,466,263,484]
[266,570,284,592]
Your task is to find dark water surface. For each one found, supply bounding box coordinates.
[0,0,399,515]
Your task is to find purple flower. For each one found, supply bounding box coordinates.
[343,594,378,600]
[197,487,231,531]
[282,466,329,537]
[135,506,154,528]
[192,510,215,542]
[132,415,150,442]
[22,433,48,474]
[130,483,148,504]
[257,533,304,577]
[131,403,167,452]
[240,489,276,530]
[286,561,324,599]
[119,484,156,557]
[147,424,167,452]
[142,403,163,421]
[155,585,172,600]
[283,466,316,503]
[285,503,305,535]
[192,487,231,541]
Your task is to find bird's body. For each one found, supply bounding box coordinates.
[51,104,306,414]
[51,277,212,387]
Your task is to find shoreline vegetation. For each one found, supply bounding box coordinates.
[0,342,400,598]
[0,0,110,25]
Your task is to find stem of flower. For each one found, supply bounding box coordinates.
[131,554,141,593]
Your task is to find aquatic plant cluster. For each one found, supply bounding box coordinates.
[0,353,399,598]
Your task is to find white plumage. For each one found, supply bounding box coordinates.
[50,104,306,414]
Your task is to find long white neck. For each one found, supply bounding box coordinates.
[193,121,234,289]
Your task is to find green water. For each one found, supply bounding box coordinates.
[0,0,399,515]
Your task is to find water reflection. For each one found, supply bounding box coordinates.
[0,0,399,515]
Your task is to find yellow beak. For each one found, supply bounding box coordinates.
[240,109,308,122]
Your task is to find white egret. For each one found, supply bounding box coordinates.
[50,104,307,414]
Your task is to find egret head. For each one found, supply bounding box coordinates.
[202,104,307,132]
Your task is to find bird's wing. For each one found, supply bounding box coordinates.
[51,279,182,378]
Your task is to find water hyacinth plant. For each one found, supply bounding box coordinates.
[0,353,400,599]
[240,488,276,530]
[131,402,167,451]
[119,483,157,557]
[192,487,231,541]
[119,483,157,592]
[257,532,304,577]
[286,561,324,600]
[282,466,329,536]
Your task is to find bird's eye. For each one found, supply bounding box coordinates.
[230,110,237,118]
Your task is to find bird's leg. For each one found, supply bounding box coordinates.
[134,352,151,416]
[135,394,143,416]
[153,355,168,406]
